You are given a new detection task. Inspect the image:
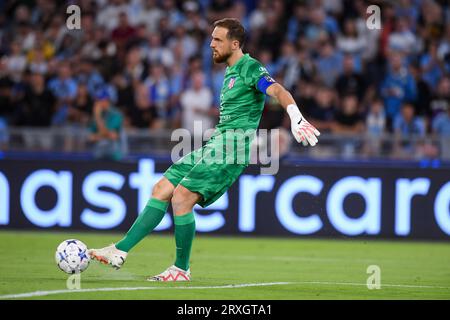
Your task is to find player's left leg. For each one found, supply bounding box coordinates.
[90,147,203,271]
[88,177,175,269]
[147,185,201,281]
[114,177,174,252]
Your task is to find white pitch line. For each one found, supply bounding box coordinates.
[0,281,448,300]
[0,282,293,300]
[299,281,450,290]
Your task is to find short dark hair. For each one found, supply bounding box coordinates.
[213,18,246,48]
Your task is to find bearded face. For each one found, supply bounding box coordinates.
[212,47,232,63]
[210,27,236,64]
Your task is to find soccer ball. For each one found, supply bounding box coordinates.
[55,239,90,274]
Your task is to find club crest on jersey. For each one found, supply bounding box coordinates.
[228,77,236,89]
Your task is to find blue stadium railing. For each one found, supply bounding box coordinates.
[0,127,449,168]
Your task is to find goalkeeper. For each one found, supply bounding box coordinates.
[89,18,320,281]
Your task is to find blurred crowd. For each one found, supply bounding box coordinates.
[0,0,449,158]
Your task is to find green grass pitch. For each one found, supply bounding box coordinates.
[0,230,449,300]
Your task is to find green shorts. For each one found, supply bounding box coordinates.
[164,139,247,208]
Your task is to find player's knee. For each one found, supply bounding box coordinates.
[171,187,197,214]
[151,178,174,201]
[171,187,187,207]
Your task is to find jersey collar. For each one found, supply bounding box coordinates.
[227,53,249,71]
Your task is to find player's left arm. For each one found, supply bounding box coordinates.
[263,81,320,147]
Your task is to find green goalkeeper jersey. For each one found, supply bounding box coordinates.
[164,54,275,206]
[216,53,271,132]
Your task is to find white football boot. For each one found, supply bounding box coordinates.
[87,244,127,270]
[147,265,191,282]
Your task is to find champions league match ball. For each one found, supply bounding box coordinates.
[55,239,90,274]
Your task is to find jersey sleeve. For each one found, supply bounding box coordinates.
[242,60,276,94]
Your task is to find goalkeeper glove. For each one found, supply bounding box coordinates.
[287,104,320,147]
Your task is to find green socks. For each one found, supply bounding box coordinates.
[174,212,196,271]
[115,198,169,252]
[115,200,196,271]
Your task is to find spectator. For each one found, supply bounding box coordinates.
[315,40,343,87]
[306,86,336,132]
[335,54,366,101]
[27,31,55,62]
[364,97,387,156]
[388,16,420,56]
[432,104,450,159]
[304,7,339,44]
[143,33,175,69]
[156,15,172,46]
[260,95,285,130]
[380,52,417,125]
[96,0,128,31]
[95,40,120,82]
[248,0,269,31]
[286,3,309,43]
[71,84,93,125]
[378,2,397,59]
[168,25,199,64]
[28,47,48,75]
[15,72,56,150]
[429,76,450,116]
[180,71,214,137]
[293,80,316,119]
[145,64,173,126]
[112,11,138,60]
[273,41,296,72]
[437,22,450,71]
[366,97,386,137]
[419,0,445,43]
[332,94,365,134]
[4,41,27,82]
[394,102,426,137]
[257,12,285,60]
[15,21,35,52]
[88,89,125,161]
[47,64,78,126]
[393,102,427,158]
[331,94,365,157]
[54,32,78,60]
[337,18,367,58]
[229,1,250,32]
[409,62,432,118]
[207,0,235,22]
[137,0,164,33]
[395,0,420,29]
[124,46,146,82]
[432,104,450,137]
[275,41,299,90]
[128,82,162,130]
[17,72,55,127]
[75,59,105,97]
[420,41,444,91]
[112,11,137,41]
[161,0,184,28]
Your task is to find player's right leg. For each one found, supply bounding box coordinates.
[88,177,175,269]
[147,184,201,281]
